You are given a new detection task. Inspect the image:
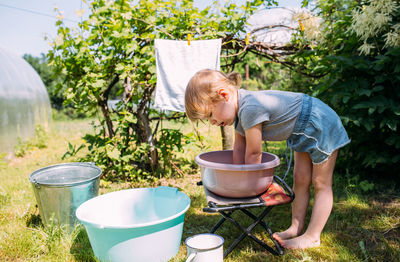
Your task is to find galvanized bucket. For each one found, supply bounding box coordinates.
[29,162,102,230]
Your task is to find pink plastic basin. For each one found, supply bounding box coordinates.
[195,150,280,198]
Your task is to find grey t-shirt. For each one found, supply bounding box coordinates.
[235,89,303,141]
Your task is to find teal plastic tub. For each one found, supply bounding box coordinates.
[75,186,191,262]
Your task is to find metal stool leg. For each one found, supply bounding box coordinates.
[210,215,228,233]
[213,206,281,257]
[216,210,250,258]
[200,178,295,258]
[241,209,284,255]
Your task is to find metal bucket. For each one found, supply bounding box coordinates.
[29,162,102,230]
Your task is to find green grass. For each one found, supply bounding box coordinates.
[0,118,399,261]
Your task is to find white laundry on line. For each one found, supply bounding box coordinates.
[154,39,221,112]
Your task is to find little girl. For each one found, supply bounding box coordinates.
[184,69,350,249]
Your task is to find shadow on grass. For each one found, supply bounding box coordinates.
[26,213,44,228]
[23,210,96,261]
[70,225,97,262]
[183,187,294,261]
[184,178,400,261]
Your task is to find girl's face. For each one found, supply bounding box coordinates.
[208,88,238,127]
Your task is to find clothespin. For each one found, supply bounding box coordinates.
[188,34,192,46]
[245,32,250,45]
[298,20,304,32]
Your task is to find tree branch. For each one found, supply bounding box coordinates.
[98,75,120,138]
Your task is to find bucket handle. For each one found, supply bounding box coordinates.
[186,252,197,262]
[32,178,40,189]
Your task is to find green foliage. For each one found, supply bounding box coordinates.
[235,53,296,91]
[62,119,196,182]
[279,0,400,184]
[157,128,195,175]
[23,54,66,111]
[346,174,375,193]
[23,54,87,119]
[292,0,400,183]
[48,0,272,182]
[50,108,85,121]
[359,180,374,193]
[61,142,85,160]
[14,125,48,157]
[319,49,400,179]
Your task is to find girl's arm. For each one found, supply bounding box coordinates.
[233,131,246,164]
[244,123,262,164]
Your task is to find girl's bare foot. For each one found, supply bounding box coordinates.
[280,234,320,249]
[272,226,302,245]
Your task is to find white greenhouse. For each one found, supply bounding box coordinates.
[0,46,51,156]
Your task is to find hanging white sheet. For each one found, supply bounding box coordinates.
[154,39,221,112]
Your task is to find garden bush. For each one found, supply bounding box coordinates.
[292,0,400,185]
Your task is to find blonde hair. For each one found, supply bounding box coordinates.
[185,69,242,121]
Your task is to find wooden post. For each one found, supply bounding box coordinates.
[220,126,233,150]
[245,64,249,90]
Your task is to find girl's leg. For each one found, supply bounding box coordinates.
[281,150,338,249]
[273,151,312,242]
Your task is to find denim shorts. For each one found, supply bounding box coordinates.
[287,94,350,164]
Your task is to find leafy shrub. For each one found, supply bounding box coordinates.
[310,0,400,183]
[14,125,48,157]
[319,49,400,181]
[62,119,196,182]
[287,0,400,184]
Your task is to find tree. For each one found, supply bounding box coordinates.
[49,0,273,181]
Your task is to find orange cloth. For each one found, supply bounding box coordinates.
[261,182,292,206]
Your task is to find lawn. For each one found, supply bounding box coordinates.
[0,118,399,261]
